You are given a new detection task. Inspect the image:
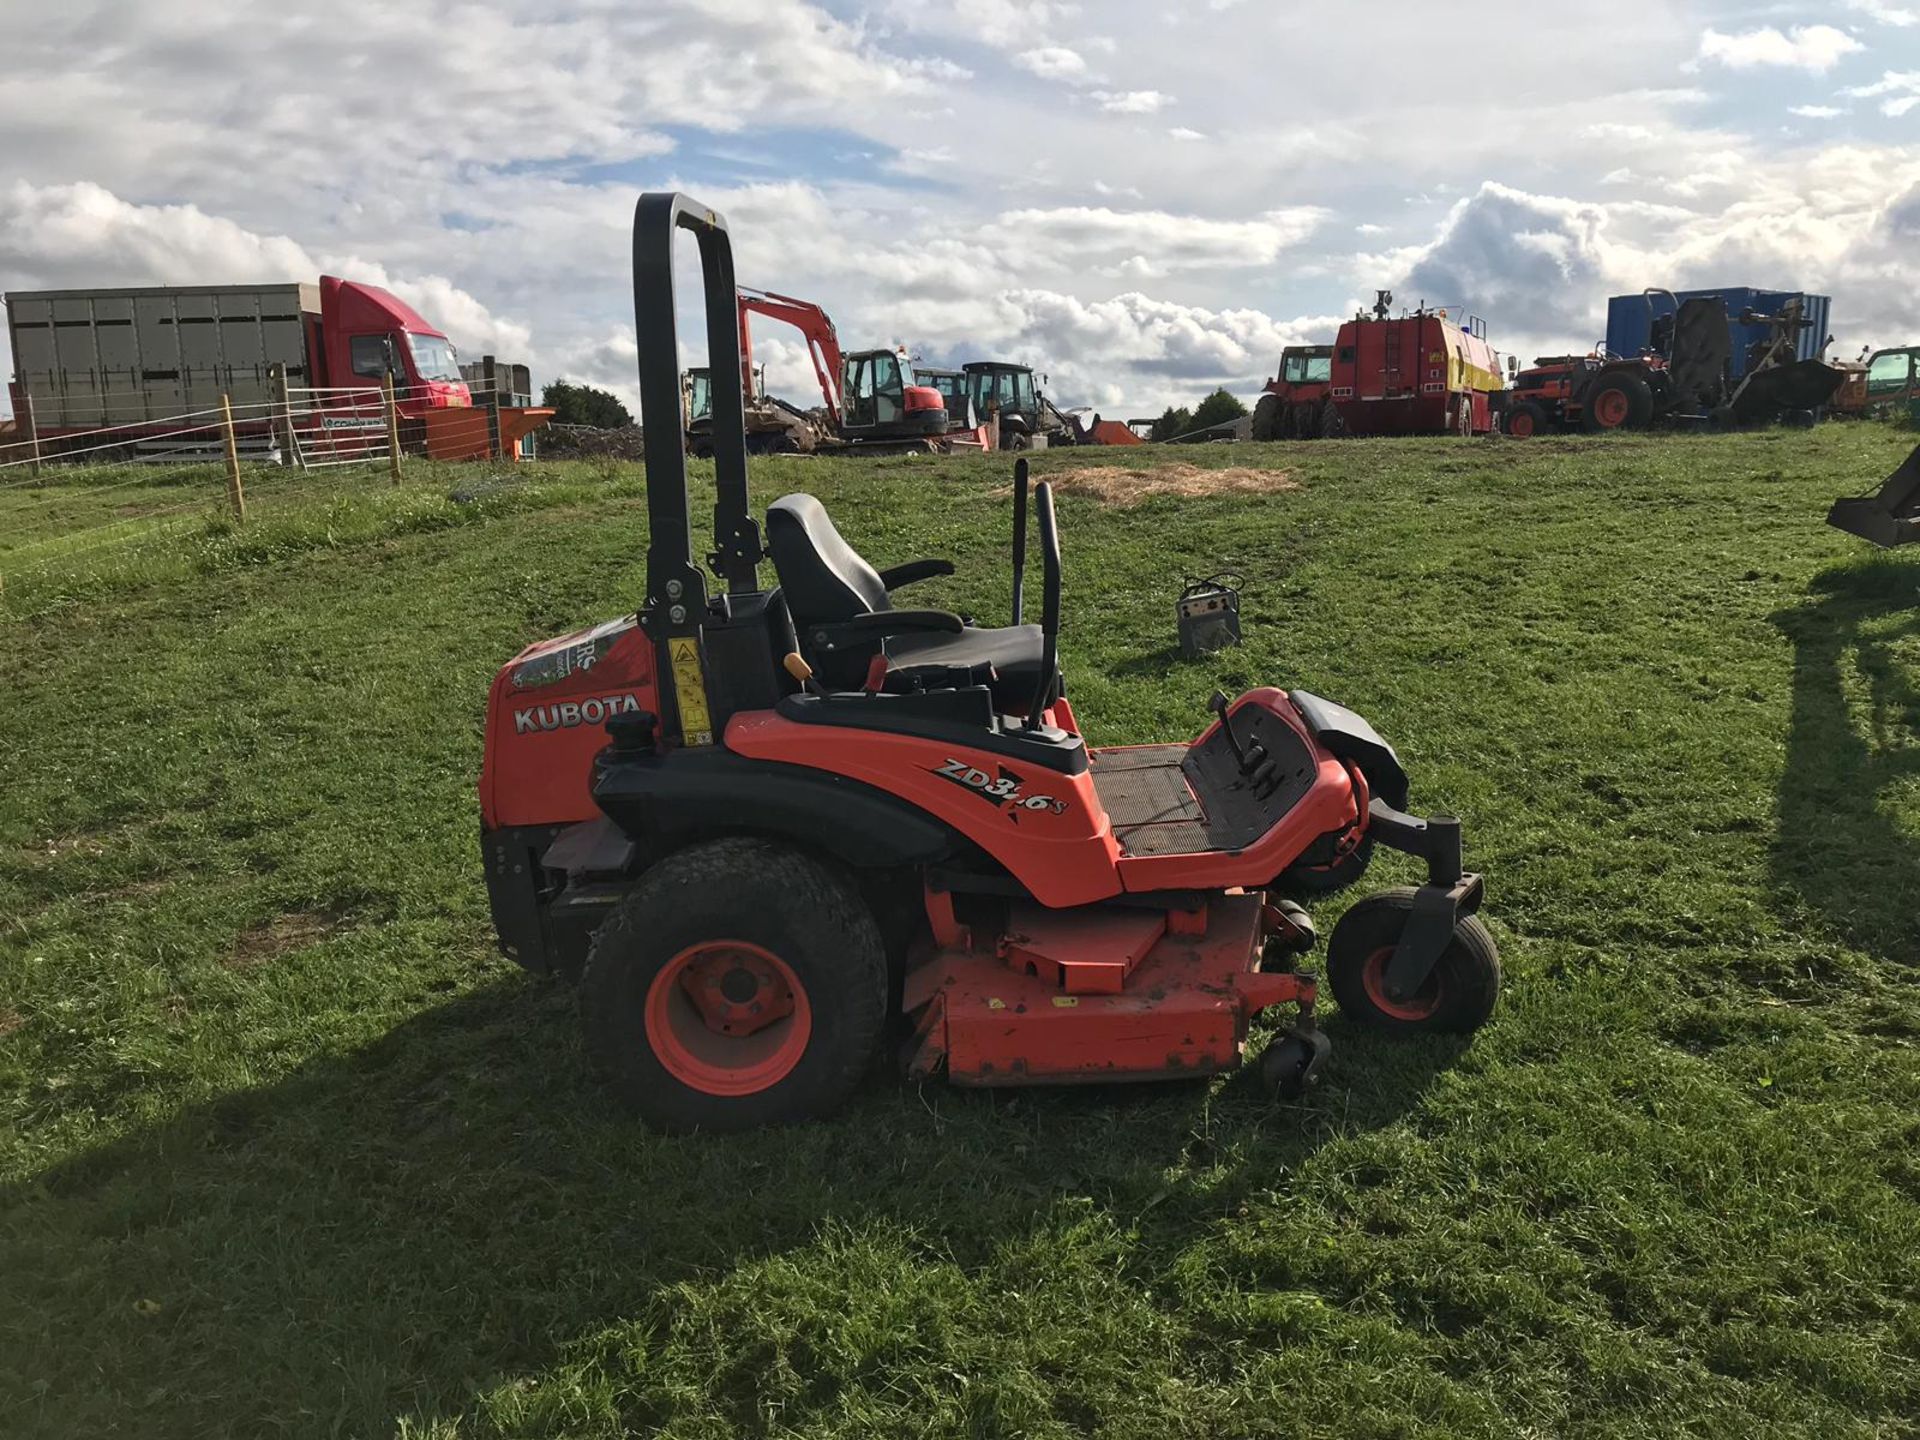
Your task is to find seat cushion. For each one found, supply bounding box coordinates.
[886,623,1048,705]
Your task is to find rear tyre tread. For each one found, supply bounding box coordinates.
[580,837,888,1132]
[1582,371,1654,433]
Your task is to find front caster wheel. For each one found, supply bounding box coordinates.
[1259,1027,1331,1098]
[1326,887,1500,1035]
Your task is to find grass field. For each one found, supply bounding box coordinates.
[3,427,1918,1438]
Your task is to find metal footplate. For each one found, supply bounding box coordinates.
[1363,798,1485,1006]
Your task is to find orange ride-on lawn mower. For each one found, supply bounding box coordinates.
[477,194,1502,1132]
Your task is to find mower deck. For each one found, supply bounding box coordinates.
[904,892,1309,1085]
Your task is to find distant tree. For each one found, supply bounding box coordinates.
[1149,405,1194,442]
[542,380,633,429]
[1188,389,1249,432]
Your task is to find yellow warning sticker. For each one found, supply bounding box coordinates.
[668,636,713,745]
[1051,996,1078,1008]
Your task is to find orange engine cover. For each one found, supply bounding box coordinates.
[479,616,658,829]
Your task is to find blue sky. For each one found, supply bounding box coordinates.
[1,0,1917,417]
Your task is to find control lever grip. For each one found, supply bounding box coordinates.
[1208,690,1266,774]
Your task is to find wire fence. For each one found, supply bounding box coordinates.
[0,364,542,603]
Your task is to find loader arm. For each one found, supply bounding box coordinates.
[738,286,845,428]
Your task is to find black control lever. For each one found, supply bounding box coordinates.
[1208,690,1267,775]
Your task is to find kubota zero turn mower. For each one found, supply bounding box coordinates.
[477,195,1503,1132]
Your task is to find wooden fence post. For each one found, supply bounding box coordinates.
[219,392,246,521]
[22,393,41,479]
[383,374,403,485]
[482,354,502,460]
[270,362,297,467]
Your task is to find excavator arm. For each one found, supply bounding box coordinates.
[738,286,844,429]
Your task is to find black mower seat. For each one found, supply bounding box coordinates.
[766,493,1053,708]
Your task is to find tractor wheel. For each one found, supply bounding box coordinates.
[1318,399,1346,439]
[1251,393,1285,442]
[1582,372,1654,433]
[1279,834,1375,896]
[1326,888,1501,1035]
[579,837,889,1132]
[1504,400,1549,437]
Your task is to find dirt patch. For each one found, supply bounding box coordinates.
[0,1007,23,1039]
[1031,462,1300,507]
[226,908,349,970]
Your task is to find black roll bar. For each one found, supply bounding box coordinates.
[1027,479,1060,724]
[632,193,761,613]
[1010,456,1029,625]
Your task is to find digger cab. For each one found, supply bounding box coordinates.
[1864,347,1920,421]
[838,348,948,442]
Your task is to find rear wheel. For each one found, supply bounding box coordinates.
[1582,372,1653,433]
[1251,392,1285,442]
[1504,399,1548,437]
[1456,395,1475,437]
[1318,399,1346,438]
[1326,887,1500,1034]
[580,838,888,1132]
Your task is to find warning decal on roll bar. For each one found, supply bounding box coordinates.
[669,636,713,746]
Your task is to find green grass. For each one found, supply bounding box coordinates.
[3,428,1919,1438]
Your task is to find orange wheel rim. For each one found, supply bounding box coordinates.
[1359,945,1442,1021]
[1511,412,1535,436]
[1593,389,1630,427]
[645,940,812,1095]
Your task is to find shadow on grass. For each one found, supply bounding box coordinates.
[2,974,1461,1436]
[1771,556,1920,965]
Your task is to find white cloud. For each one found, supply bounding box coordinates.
[0,181,530,373]
[1844,0,1918,25]
[5,0,1920,422]
[1790,105,1846,118]
[1090,89,1171,114]
[1696,25,1865,73]
[1013,46,1088,80]
[986,205,1327,274]
[1847,70,1920,115]
[1380,159,1920,366]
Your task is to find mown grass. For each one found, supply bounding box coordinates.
[3,427,1919,1438]
[0,455,655,622]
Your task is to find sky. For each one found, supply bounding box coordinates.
[1,0,1917,421]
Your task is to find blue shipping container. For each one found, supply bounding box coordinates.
[1605,287,1831,380]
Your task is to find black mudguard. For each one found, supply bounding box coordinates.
[1288,690,1410,809]
[592,745,962,870]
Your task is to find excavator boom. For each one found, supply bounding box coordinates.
[738,286,844,428]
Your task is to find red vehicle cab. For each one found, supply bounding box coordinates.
[313,276,471,414]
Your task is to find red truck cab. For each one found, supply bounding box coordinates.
[311,276,471,413]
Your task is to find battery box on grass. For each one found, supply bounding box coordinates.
[1177,574,1242,659]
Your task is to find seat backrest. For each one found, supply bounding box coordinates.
[765,494,891,623]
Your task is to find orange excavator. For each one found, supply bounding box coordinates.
[737,287,989,452]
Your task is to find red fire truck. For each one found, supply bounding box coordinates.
[1254,292,1506,440]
